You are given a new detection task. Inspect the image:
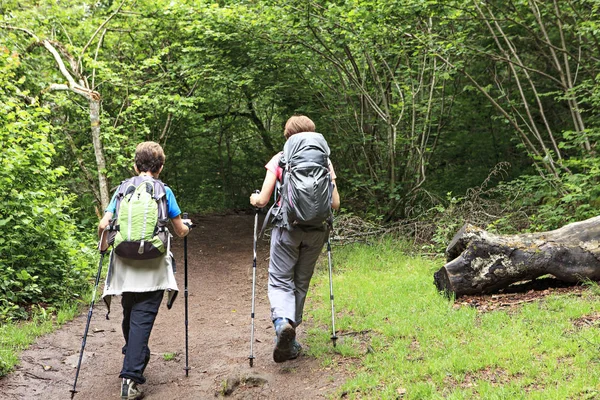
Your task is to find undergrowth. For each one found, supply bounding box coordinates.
[0,303,80,377]
[308,240,600,399]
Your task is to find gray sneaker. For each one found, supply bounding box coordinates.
[121,378,144,400]
[273,318,296,363]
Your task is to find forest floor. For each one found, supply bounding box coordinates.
[0,213,350,400]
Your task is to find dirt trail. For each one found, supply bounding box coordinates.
[0,213,347,399]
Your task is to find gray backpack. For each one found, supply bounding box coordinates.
[268,132,333,230]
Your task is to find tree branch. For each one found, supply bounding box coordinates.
[78,0,126,71]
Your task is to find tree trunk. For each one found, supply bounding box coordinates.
[3,6,125,214]
[433,216,600,298]
[90,99,110,211]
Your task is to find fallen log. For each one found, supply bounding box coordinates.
[433,216,600,298]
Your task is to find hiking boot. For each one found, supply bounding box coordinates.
[121,378,144,400]
[273,318,296,363]
[289,340,303,360]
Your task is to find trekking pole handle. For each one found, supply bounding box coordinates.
[253,190,261,212]
[182,212,196,229]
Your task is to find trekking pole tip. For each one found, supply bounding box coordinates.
[70,389,77,399]
[248,355,255,367]
[331,334,338,347]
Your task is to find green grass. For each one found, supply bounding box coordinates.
[0,253,104,378]
[307,240,600,399]
[0,303,80,377]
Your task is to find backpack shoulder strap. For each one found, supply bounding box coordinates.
[259,203,277,237]
[115,177,134,195]
[277,150,286,169]
[152,179,167,198]
[107,178,134,236]
[152,179,168,222]
[259,176,287,236]
[112,178,134,217]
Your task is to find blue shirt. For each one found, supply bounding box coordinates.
[105,182,181,219]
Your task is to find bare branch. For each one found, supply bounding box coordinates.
[64,127,102,207]
[45,83,70,92]
[0,24,39,41]
[159,112,172,142]
[91,28,108,89]
[78,0,126,69]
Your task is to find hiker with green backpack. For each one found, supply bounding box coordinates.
[98,141,192,400]
[250,115,340,363]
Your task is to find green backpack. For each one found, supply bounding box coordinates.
[107,176,169,260]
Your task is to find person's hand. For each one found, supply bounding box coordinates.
[250,192,260,207]
[99,240,109,252]
[181,212,196,233]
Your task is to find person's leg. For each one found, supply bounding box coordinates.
[268,227,301,322]
[268,227,304,362]
[121,293,134,357]
[293,229,328,326]
[120,290,164,384]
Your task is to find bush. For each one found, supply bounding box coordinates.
[0,49,95,321]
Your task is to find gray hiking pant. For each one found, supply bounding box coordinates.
[268,226,328,326]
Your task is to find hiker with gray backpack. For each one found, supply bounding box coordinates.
[250,115,340,363]
[98,141,192,399]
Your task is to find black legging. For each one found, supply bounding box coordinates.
[119,290,164,384]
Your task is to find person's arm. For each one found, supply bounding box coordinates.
[328,159,340,210]
[98,211,113,251]
[163,186,191,237]
[98,189,119,251]
[171,215,191,238]
[331,180,340,210]
[250,170,277,208]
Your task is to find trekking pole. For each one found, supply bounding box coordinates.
[249,191,259,367]
[327,232,338,347]
[183,212,191,377]
[70,237,107,399]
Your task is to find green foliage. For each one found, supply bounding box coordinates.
[0,50,95,322]
[405,141,600,252]
[3,0,600,254]
[491,127,600,232]
[6,0,600,222]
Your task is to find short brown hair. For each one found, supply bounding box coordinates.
[284,115,315,139]
[134,141,165,173]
